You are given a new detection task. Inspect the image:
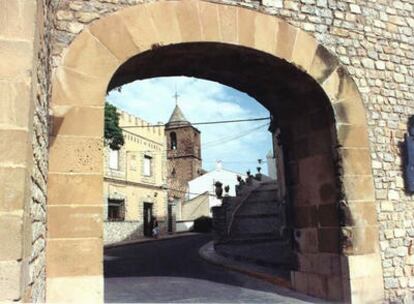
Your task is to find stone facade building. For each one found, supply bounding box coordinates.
[0,0,413,303]
[103,110,168,244]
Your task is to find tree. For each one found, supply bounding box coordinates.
[104,102,124,150]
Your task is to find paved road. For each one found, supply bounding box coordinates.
[104,234,323,303]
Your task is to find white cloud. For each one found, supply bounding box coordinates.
[107,76,273,175]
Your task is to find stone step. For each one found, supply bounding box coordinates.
[255,183,279,191]
[237,201,283,215]
[235,213,280,219]
[249,190,279,202]
[231,216,284,234]
[221,233,285,244]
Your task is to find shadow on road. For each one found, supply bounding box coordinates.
[104,234,325,303]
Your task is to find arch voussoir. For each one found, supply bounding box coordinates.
[217,4,238,44]
[274,20,298,62]
[52,67,108,107]
[89,13,140,62]
[291,30,318,73]
[61,29,120,79]
[175,0,203,42]
[145,1,182,46]
[198,1,220,41]
[253,12,278,55]
[309,45,339,84]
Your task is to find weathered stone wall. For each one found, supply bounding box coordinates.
[28,0,55,301]
[0,0,54,301]
[104,221,143,244]
[48,0,413,302]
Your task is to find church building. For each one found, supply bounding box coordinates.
[165,104,203,206]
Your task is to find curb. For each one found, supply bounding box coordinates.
[105,232,200,249]
[198,241,291,289]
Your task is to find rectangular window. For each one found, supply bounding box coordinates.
[109,149,119,170]
[130,154,137,171]
[143,155,152,176]
[107,199,125,221]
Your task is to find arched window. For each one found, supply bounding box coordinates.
[170,132,177,150]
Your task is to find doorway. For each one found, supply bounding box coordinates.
[143,202,153,237]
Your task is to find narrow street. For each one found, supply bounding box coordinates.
[104,234,323,303]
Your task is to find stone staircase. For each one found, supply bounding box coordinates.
[212,176,294,277]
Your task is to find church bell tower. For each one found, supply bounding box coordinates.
[165,104,202,201]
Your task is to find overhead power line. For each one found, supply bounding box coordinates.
[202,122,270,149]
[118,122,270,155]
[121,117,270,128]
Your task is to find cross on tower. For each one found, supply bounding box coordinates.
[173,88,180,106]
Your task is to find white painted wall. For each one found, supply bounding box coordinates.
[187,164,246,211]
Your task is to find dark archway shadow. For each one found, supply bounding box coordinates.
[104,234,326,303]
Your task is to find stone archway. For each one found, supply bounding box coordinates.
[47,0,383,302]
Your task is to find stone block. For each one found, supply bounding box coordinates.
[326,275,343,301]
[145,1,182,45]
[275,20,297,61]
[120,4,158,51]
[340,201,378,227]
[347,274,384,302]
[76,12,100,23]
[342,175,375,202]
[48,174,103,206]
[291,271,308,294]
[218,5,237,44]
[307,273,328,298]
[51,67,107,107]
[0,79,33,129]
[0,213,23,260]
[47,275,103,303]
[47,206,103,238]
[318,203,339,227]
[89,13,140,62]
[0,167,30,212]
[294,205,318,228]
[323,66,361,104]
[0,129,31,167]
[337,124,370,148]
[339,148,372,176]
[291,30,318,72]
[341,254,384,302]
[237,7,255,47]
[298,154,335,186]
[0,260,22,300]
[296,253,314,273]
[48,136,103,174]
[50,105,104,137]
[332,98,367,125]
[309,45,339,83]
[0,0,36,40]
[342,226,379,255]
[46,238,102,277]
[0,40,33,79]
[254,13,278,54]
[175,0,202,42]
[318,227,340,253]
[295,228,319,253]
[61,30,119,79]
[317,253,342,276]
[262,0,283,8]
[198,1,220,41]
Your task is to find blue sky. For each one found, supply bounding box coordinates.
[106,76,273,175]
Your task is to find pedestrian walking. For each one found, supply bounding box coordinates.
[152,216,159,238]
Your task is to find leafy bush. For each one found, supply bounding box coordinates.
[193,216,212,233]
